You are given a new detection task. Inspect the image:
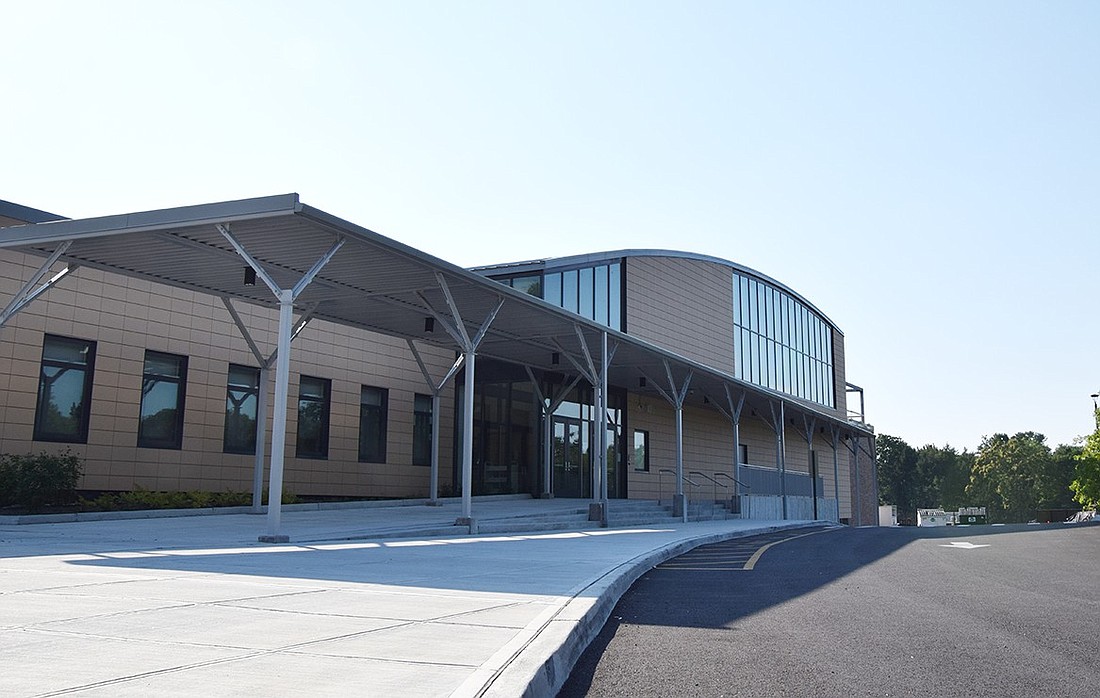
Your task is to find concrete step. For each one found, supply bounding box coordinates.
[477,519,601,534]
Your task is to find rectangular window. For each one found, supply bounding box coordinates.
[543,272,562,306]
[732,273,741,327]
[608,262,622,331]
[562,269,579,313]
[510,275,542,297]
[358,385,388,463]
[579,266,594,320]
[224,364,260,454]
[748,278,758,331]
[138,350,188,449]
[34,335,96,443]
[296,376,330,459]
[739,444,749,465]
[594,264,608,325]
[413,393,432,466]
[633,429,649,471]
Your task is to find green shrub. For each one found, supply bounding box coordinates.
[77,487,302,512]
[0,451,83,512]
[78,487,256,512]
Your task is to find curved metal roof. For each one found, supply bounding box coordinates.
[472,248,842,334]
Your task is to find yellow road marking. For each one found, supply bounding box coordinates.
[742,528,832,570]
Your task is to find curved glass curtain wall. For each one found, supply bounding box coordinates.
[733,272,835,408]
[492,261,623,331]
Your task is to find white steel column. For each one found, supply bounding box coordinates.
[265,291,294,539]
[218,223,342,542]
[461,347,476,520]
[829,425,842,523]
[600,331,610,504]
[408,341,465,504]
[645,361,692,522]
[554,328,617,525]
[526,367,582,499]
[418,274,503,529]
[845,433,861,525]
[767,400,788,520]
[706,384,746,513]
[253,366,269,511]
[222,296,315,514]
[796,414,818,520]
[430,392,441,500]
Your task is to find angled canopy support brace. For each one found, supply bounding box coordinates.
[704,385,747,501]
[760,399,788,520]
[826,424,843,523]
[795,414,819,520]
[221,296,315,513]
[419,272,504,525]
[553,328,617,523]
[641,361,693,521]
[526,366,582,500]
[408,340,467,504]
[218,223,344,542]
[1,241,79,329]
[843,431,876,526]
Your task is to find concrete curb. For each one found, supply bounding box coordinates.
[473,522,815,697]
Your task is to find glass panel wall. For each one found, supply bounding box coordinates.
[732,272,835,408]
[455,361,626,498]
[487,259,624,332]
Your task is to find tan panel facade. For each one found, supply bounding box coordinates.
[624,256,735,374]
[623,392,857,520]
[0,249,456,498]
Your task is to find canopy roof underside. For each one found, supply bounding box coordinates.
[0,193,871,436]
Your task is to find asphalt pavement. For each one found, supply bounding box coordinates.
[560,522,1100,697]
[0,497,812,697]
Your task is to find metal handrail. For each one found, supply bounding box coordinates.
[658,468,699,506]
[688,470,726,503]
[713,472,750,491]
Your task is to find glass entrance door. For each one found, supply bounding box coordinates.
[552,416,590,498]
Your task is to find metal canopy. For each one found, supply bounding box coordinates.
[0,193,872,433]
[1,193,874,531]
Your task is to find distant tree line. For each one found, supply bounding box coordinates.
[877,411,1100,524]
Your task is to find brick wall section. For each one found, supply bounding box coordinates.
[0,249,456,498]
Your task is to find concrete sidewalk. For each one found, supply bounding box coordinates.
[0,500,815,697]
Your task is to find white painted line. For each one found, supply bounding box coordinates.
[940,541,990,549]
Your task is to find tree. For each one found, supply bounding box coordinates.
[1071,409,1100,509]
[968,432,1054,523]
[916,444,973,511]
[1045,445,1082,509]
[876,434,919,524]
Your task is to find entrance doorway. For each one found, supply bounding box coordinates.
[552,415,590,498]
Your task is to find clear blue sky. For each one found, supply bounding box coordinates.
[4,1,1098,451]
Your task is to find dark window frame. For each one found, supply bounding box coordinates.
[33,334,97,444]
[223,364,260,455]
[358,385,389,463]
[138,350,188,450]
[412,393,433,466]
[633,429,649,472]
[296,375,331,459]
